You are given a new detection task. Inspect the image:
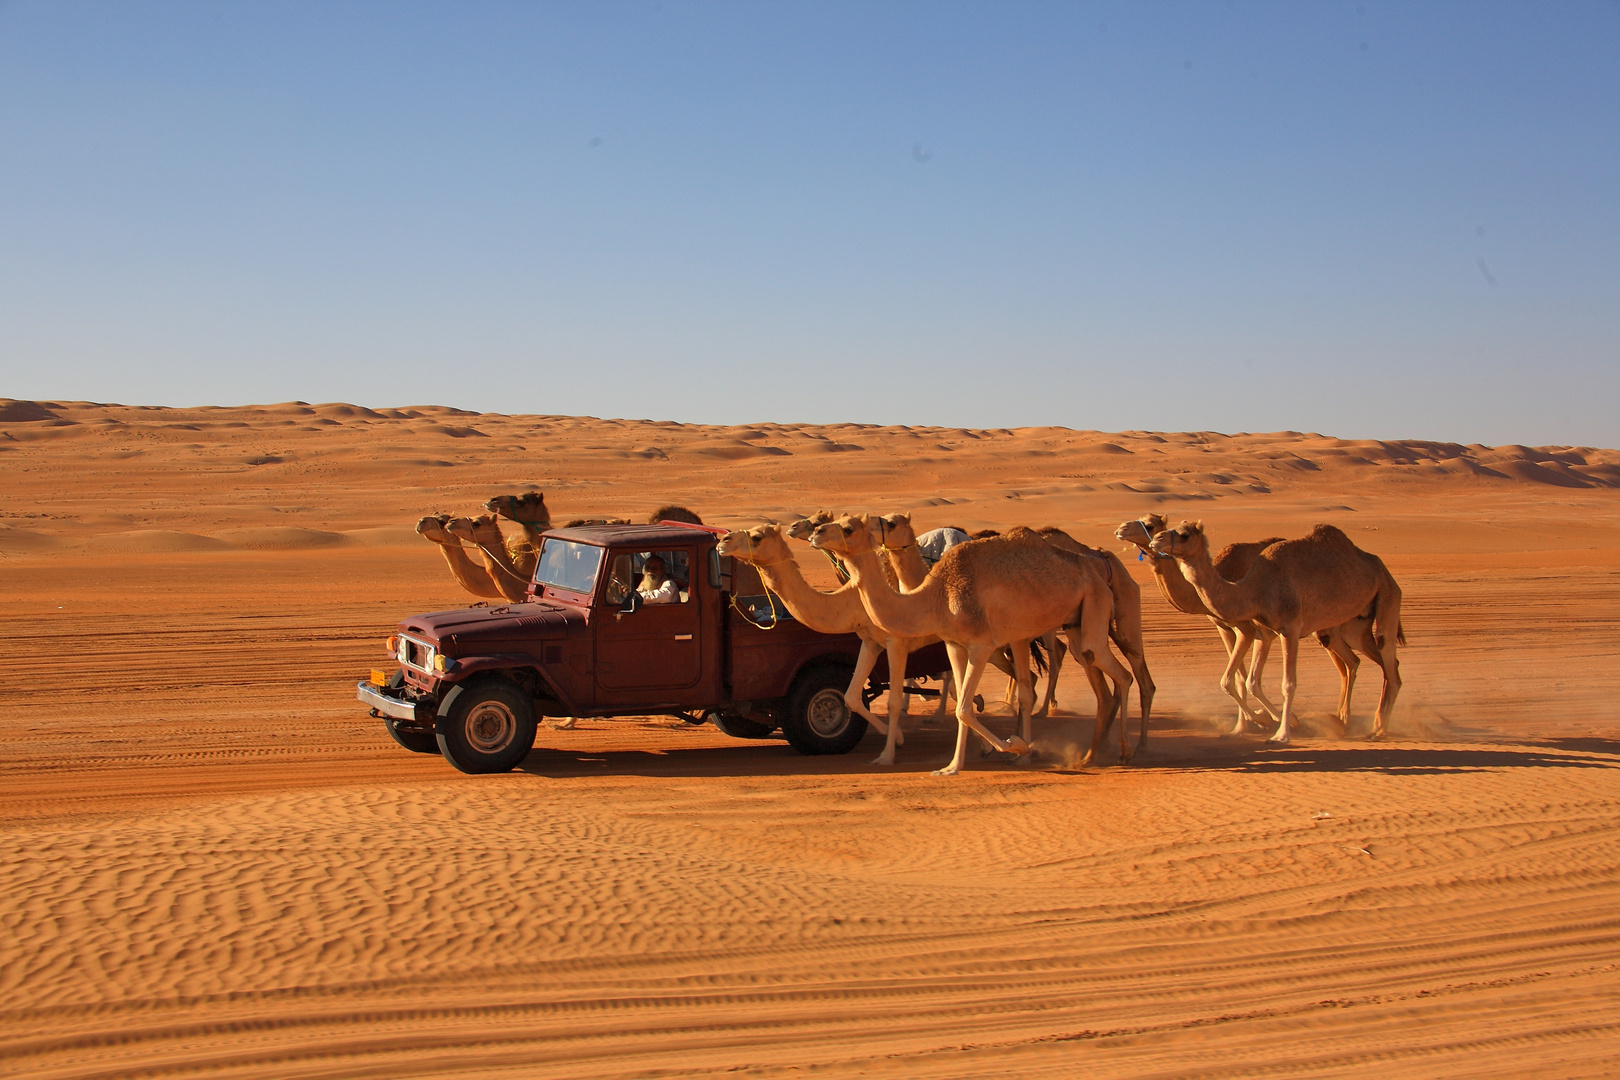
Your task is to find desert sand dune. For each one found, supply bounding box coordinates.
[2,400,1619,1078]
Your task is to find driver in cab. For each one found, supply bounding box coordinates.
[637,555,680,605]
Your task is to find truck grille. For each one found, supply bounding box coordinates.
[397,635,437,673]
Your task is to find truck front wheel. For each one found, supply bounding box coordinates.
[779,664,867,755]
[385,716,439,754]
[436,678,538,774]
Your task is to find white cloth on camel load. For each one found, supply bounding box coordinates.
[917,527,971,568]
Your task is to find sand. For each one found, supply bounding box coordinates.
[3,399,1619,1078]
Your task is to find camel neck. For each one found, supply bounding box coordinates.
[1145,548,1212,617]
[750,554,860,636]
[1176,545,1257,624]
[842,545,934,638]
[883,543,928,590]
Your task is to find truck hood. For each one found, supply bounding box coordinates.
[398,602,583,645]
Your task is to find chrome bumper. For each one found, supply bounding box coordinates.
[357,680,421,721]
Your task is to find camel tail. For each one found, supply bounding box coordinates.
[1030,638,1049,676]
[1396,622,1406,646]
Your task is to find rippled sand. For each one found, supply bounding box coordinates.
[3,400,1619,1078]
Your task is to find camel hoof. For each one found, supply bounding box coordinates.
[930,765,961,777]
[552,717,578,730]
[1003,736,1030,757]
[1266,732,1291,745]
[870,755,896,766]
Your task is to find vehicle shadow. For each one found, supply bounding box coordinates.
[512,719,1620,780]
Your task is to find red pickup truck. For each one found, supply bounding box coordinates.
[359,521,947,773]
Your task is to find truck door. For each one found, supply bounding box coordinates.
[594,547,705,702]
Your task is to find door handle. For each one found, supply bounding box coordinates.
[674,634,693,641]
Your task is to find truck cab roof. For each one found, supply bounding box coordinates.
[541,521,722,548]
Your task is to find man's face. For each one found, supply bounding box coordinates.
[643,557,666,580]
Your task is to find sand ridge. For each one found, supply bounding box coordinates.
[3,400,1620,1077]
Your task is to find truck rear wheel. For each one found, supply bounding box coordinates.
[780,664,867,755]
[436,678,538,774]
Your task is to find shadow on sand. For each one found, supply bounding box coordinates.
[513,720,1620,781]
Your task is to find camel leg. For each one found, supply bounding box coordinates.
[988,647,1018,710]
[934,643,1027,777]
[841,639,891,740]
[869,640,913,766]
[1270,634,1301,744]
[1034,633,1063,719]
[1009,639,1036,748]
[1318,630,1359,733]
[928,672,953,723]
[1245,632,1285,727]
[1369,589,1403,740]
[1074,603,1133,767]
[1124,648,1154,755]
[1108,586,1153,753]
[1214,622,1248,732]
[1219,627,1258,735]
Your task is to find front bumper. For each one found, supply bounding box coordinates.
[358,680,421,721]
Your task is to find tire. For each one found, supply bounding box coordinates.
[436,678,538,774]
[385,716,439,754]
[779,664,866,755]
[710,711,777,740]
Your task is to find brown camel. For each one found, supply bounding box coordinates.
[649,505,704,525]
[812,515,1131,774]
[415,513,507,598]
[447,514,537,603]
[717,524,943,765]
[873,513,1068,720]
[1035,526,1156,752]
[1152,522,1402,742]
[1118,514,1388,734]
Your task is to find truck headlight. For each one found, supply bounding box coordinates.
[433,654,449,673]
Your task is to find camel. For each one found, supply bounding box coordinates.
[415,514,508,598]
[871,513,1065,719]
[932,520,1155,754]
[1117,513,1284,732]
[446,514,538,603]
[1118,514,1388,734]
[421,492,704,601]
[788,511,977,721]
[649,505,704,525]
[717,524,934,765]
[1151,522,1402,743]
[1035,526,1155,751]
[812,515,1132,774]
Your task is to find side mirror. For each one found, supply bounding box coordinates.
[620,590,642,614]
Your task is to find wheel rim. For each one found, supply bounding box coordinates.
[465,700,517,753]
[805,687,850,739]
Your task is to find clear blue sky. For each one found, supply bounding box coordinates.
[2,1,1616,446]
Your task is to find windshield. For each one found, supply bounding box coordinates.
[534,539,604,596]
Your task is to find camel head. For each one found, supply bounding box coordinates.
[1113,519,1151,549]
[485,491,551,526]
[716,524,790,564]
[1150,520,1209,562]
[648,505,703,526]
[785,511,836,542]
[809,514,876,557]
[446,514,505,546]
[874,511,918,552]
[416,513,461,545]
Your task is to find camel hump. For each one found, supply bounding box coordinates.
[1307,523,1355,546]
[649,505,703,525]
